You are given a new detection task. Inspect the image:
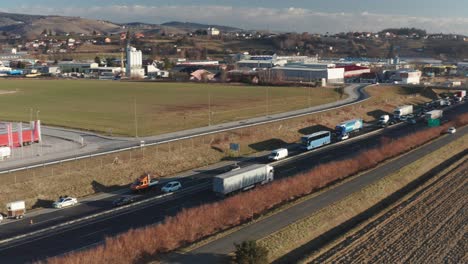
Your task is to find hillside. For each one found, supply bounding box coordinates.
[162,21,242,32]
[0,12,121,38]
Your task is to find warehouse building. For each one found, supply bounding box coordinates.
[272,64,344,84]
[58,61,98,73]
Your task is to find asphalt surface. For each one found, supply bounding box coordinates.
[170,119,468,264]
[0,84,368,171]
[0,102,465,263]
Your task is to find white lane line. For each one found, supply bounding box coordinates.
[78,227,112,239]
[34,215,64,225]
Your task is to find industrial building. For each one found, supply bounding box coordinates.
[391,69,422,84]
[58,61,98,73]
[126,46,144,78]
[272,63,344,84]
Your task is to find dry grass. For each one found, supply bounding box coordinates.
[258,134,468,262]
[44,113,468,264]
[0,85,437,212]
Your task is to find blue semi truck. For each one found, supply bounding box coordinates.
[335,118,363,140]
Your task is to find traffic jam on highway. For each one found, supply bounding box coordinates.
[0,91,465,225]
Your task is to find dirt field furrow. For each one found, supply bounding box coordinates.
[443,232,468,263]
[408,205,467,263]
[371,178,466,263]
[310,161,468,264]
[326,167,465,263]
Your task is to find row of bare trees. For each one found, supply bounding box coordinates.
[47,113,468,264]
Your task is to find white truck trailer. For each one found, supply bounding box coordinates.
[7,200,26,219]
[425,110,443,120]
[213,164,274,197]
[393,105,413,119]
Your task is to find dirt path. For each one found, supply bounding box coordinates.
[0,90,16,95]
[310,161,468,264]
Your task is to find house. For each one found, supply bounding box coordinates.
[207,27,220,36]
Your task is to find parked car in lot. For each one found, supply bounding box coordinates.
[447,127,456,134]
[161,181,182,193]
[0,213,3,223]
[112,196,135,207]
[53,196,78,208]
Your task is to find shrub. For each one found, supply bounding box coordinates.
[234,240,269,264]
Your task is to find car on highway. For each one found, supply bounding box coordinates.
[407,119,417,124]
[112,196,135,207]
[339,133,350,140]
[447,127,456,134]
[161,181,182,193]
[53,196,78,209]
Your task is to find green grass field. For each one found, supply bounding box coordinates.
[0,79,343,136]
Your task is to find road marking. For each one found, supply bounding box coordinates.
[35,215,64,225]
[282,167,297,173]
[78,227,112,239]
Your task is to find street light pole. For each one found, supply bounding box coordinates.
[134,97,138,138]
[208,93,212,126]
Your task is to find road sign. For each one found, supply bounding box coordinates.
[230,143,240,152]
[428,118,440,127]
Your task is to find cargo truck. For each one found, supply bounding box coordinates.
[425,110,443,120]
[378,115,390,127]
[454,90,466,99]
[393,105,413,120]
[335,119,363,140]
[7,200,26,219]
[130,173,159,192]
[213,164,274,197]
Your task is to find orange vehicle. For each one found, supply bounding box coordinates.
[130,173,160,192]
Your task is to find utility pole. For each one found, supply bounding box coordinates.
[266,87,269,115]
[134,98,138,138]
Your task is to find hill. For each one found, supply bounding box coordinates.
[161,21,242,32]
[0,12,122,38]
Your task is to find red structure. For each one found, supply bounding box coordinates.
[0,120,41,148]
[336,65,371,78]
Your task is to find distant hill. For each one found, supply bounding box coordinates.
[0,12,122,38]
[0,12,244,38]
[161,21,242,32]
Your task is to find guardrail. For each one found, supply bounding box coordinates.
[0,85,371,175]
[0,182,211,246]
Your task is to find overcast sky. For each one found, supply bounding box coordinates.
[2,0,468,34]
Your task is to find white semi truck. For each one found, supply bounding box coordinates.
[425,110,443,120]
[213,164,274,197]
[393,105,413,120]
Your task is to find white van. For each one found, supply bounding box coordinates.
[268,148,288,161]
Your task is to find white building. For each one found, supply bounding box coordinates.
[272,65,344,84]
[58,61,98,73]
[392,70,422,84]
[126,46,144,78]
[207,27,220,36]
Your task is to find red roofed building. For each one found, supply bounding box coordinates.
[336,65,371,78]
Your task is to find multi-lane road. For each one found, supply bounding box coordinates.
[0,101,465,263]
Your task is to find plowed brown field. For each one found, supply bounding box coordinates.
[310,161,468,264]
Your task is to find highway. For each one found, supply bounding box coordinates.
[0,84,369,172]
[0,102,465,263]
